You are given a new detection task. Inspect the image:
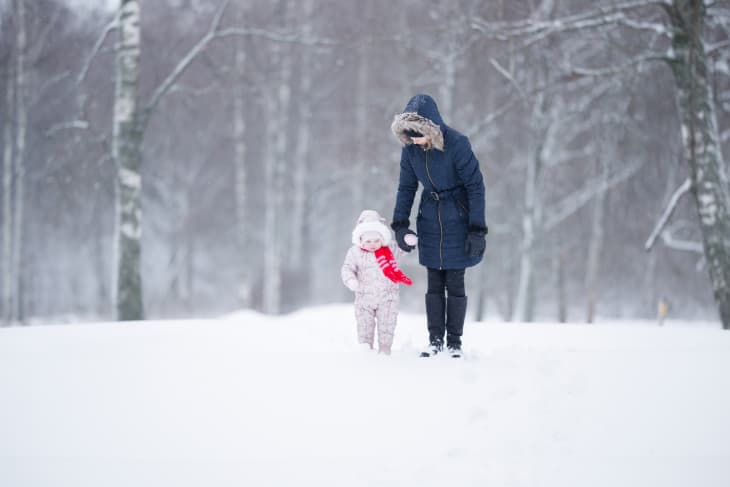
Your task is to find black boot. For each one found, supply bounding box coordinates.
[446,295,468,352]
[421,293,445,357]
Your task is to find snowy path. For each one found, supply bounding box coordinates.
[1,305,729,486]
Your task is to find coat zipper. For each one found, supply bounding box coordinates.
[424,149,444,269]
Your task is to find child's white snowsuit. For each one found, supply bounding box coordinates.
[341,243,405,349]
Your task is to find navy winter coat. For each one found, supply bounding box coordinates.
[391,94,486,270]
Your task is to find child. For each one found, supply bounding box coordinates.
[341,210,417,355]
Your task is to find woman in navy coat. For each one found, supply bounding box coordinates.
[390,94,487,358]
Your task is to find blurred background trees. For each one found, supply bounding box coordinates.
[1,0,728,325]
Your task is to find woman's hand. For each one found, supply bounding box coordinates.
[404,234,418,246]
[465,226,487,257]
[392,221,418,252]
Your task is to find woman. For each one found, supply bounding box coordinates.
[390,94,487,358]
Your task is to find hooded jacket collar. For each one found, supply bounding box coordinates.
[390,94,446,151]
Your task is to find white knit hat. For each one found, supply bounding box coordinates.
[351,210,392,246]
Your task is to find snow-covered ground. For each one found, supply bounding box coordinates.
[1,305,729,487]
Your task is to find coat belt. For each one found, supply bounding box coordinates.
[424,186,463,201]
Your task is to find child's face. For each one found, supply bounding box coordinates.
[361,236,382,252]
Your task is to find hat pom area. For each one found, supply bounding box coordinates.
[352,210,392,246]
[352,221,392,246]
[356,209,383,225]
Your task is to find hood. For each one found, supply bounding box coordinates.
[351,210,392,246]
[390,94,445,151]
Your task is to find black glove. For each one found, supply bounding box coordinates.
[465,225,487,257]
[391,220,417,252]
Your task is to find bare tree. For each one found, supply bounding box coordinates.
[473,0,730,327]
[1,0,27,325]
[233,12,251,309]
[1,36,15,326]
[6,0,726,323]
[666,0,730,328]
[112,0,143,320]
[290,0,315,268]
[105,0,334,319]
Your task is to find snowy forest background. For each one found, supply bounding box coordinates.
[1,0,730,325]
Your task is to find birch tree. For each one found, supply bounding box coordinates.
[105,0,333,319]
[474,0,730,327]
[666,0,730,328]
[112,0,143,321]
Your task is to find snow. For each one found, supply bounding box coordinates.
[2,305,730,487]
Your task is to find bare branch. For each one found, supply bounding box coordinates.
[469,70,617,136]
[544,161,643,230]
[567,52,672,78]
[489,58,528,103]
[45,120,90,137]
[28,7,63,64]
[468,77,562,136]
[645,178,692,250]
[721,128,730,143]
[213,27,337,46]
[77,14,119,84]
[141,0,230,126]
[708,4,730,17]
[708,39,730,55]
[615,17,669,34]
[168,82,220,97]
[658,221,704,254]
[30,70,70,107]
[545,147,596,168]
[141,0,337,128]
[472,1,668,40]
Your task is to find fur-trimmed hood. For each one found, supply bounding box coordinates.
[390,94,445,151]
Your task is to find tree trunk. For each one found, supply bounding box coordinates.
[645,162,679,315]
[474,264,487,321]
[290,0,314,269]
[233,35,251,309]
[352,2,371,213]
[185,229,194,311]
[668,0,730,328]
[396,7,414,98]
[513,97,547,322]
[262,0,292,314]
[11,0,27,323]
[555,248,567,323]
[93,215,108,317]
[113,0,144,321]
[439,10,458,120]
[1,57,14,326]
[439,52,456,120]
[262,86,280,314]
[584,156,608,324]
[513,159,538,322]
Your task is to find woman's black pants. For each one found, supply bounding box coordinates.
[425,268,468,348]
